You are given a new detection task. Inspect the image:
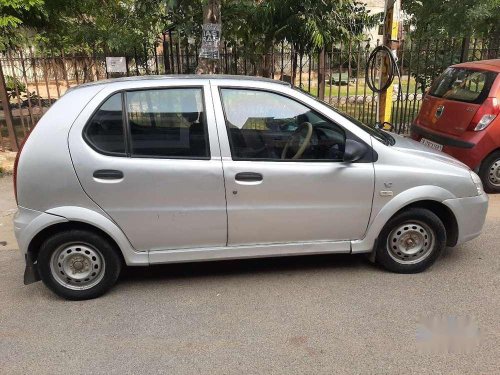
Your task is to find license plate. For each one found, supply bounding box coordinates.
[420,138,443,151]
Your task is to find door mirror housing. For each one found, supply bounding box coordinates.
[343,139,369,162]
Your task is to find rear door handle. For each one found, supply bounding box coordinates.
[93,169,124,180]
[235,172,263,182]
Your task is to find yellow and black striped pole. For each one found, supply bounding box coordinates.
[378,0,401,127]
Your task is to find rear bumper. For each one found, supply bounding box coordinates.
[410,124,474,149]
[14,206,68,285]
[14,206,67,255]
[411,124,494,170]
[443,193,489,246]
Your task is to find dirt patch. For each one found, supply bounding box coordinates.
[0,151,16,175]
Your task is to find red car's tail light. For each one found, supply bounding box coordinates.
[470,97,499,131]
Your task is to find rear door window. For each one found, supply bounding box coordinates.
[429,67,497,104]
[126,88,209,158]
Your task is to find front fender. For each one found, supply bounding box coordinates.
[351,185,456,253]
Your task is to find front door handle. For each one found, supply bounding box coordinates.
[93,169,124,180]
[235,172,263,182]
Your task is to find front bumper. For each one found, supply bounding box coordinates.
[443,193,489,246]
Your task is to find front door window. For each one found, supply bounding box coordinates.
[220,89,345,161]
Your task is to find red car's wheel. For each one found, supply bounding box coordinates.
[479,151,500,193]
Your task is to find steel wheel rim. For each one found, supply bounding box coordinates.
[488,159,500,187]
[50,242,105,290]
[387,221,435,264]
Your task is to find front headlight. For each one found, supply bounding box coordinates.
[470,171,484,196]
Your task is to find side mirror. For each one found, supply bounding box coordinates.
[343,139,369,163]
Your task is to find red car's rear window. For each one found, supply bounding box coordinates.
[428,67,497,104]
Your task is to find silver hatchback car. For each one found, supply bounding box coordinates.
[14,76,488,300]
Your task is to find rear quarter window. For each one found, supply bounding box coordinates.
[428,67,497,104]
[84,93,126,155]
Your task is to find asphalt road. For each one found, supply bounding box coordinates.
[1,175,499,374]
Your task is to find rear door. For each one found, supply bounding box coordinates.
[69,82,227,252]
[417,67,497,136]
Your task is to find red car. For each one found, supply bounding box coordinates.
[411,59,500,193]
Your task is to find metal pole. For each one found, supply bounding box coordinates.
[318,48,326,100]
[0,58,19,151]
[378,0,400,125]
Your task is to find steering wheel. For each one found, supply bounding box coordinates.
[281,122,313,160]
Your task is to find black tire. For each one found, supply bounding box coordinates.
[38,229,122,300]
[478,151,500,193]
[375,208,446,273]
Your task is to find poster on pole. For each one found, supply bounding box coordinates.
[199,23,221,60]
[106,57,127,73]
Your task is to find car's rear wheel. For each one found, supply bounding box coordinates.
[375,208,446,273]
[38,230,122,300]
[479,151,500,193]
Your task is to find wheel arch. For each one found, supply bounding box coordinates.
[25,206,149,268]
[479,147,500,169]
[352,185,458,254]
[27,221,126,265]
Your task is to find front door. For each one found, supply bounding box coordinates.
[212,86,375,246]
[69,84,227,252]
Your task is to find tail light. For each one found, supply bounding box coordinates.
[13,129,33,205]
[469,97,499,131]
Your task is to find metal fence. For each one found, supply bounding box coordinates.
[1,35,498,151]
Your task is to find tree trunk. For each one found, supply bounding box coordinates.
[261,42,273,78]
[0,59,19,151]
[291,46,298,86]
[196,0,221,74]
[487,24,500,59]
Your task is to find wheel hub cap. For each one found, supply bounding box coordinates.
[489,159,500,186]
[387,222,435,264]
[50,243,105,290]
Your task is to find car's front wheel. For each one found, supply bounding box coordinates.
[375,208,446,273]
[479,151,500,193]
[37,229,122,300]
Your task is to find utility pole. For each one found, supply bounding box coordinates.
[0,58,18,151]
[378,0,401,125]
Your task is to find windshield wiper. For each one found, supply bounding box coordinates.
[378,130,395,146]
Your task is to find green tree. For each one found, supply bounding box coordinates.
[0,0,45,51]
[403,0,500,91]
[403,0,500,39]
[221,0,376,77]
[34,0,171,54]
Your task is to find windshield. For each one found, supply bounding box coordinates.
[293,87,395,146]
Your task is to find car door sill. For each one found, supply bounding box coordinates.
[148,241,351,264]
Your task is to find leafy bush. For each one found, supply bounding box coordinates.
[5,75,26,99]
